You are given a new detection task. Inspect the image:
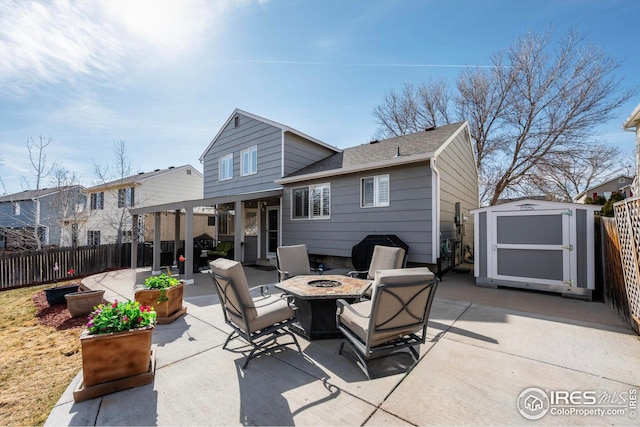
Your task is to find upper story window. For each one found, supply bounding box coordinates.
[118,187,135,208]
[292,183,330,220]
[361,174,389,208]
[234,116,239,128]
[90,192,104,210]
[241,146,257,176]
[219,153,233,181]
[12,202,20,215]
[619,177,626,184]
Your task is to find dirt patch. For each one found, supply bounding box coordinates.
[0,285,83,426]
[32,291,89,330]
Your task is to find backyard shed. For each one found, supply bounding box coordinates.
[472,199,601,299]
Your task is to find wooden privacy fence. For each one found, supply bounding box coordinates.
[0,244,131,290]
[613,196,640,334]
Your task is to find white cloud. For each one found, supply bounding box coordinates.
[0,0,241,95]
[0,0,124,94]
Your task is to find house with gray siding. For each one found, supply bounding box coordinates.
[133,109,478,281]
[0,186,85,249]
[276,121,478,266]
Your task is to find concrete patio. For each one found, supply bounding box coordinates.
[45,265,639,426]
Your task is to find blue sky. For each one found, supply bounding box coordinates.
[1,0,638,195]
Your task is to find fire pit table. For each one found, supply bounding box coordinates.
[275,275,371,340]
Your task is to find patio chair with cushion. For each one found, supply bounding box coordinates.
[276,244,320,282]
[209,258,302,369]
[348,245,406,299]
[336,267,438,379]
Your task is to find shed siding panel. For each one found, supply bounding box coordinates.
[576,209,587,288]
[479,211,487,278]
[281,165,433,263]
[437,128,478,255]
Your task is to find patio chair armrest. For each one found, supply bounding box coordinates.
[276,268,290,281]
[249,284,270,297]
[347,270,367,278]
[336,299,369,319]
[253,293,292,309]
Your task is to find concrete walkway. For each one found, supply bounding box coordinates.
[46,266,639,426]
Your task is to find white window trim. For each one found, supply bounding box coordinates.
[360,174,390,208]
[291,183,331,220]
[219,153,233,181]
[241,145,257,176]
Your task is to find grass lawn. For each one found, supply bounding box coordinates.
[0,283,83,426]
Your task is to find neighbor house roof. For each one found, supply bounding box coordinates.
[276,121,468,184]
[0,186,83,203]
[574,175,635,201]
[198,108,341,162]
[622,103,640,129]
[85,165,201,192]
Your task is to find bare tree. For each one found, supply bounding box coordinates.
[373,29,635,205]
[50,167,85,247]
[91,139,133,246]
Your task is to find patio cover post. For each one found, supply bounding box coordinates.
[131,213,138,270]
[174,209,180,264]
[152,212,162,275]
[234,201,242,262]
[184,207,194,283]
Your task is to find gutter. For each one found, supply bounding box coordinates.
[431,157,440,265]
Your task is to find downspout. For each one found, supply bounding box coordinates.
[431,157,440,265]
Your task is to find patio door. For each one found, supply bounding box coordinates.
[489,210,575,287]
[243,209,258,263]
[266,207,279,258]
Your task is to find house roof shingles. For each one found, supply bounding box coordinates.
[286,121,466,178]
[0,186,82,203]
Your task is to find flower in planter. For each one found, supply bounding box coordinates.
[144,273,181,303]
[67,268,75,276]
[86,300,156,335]
[178,255,186,262]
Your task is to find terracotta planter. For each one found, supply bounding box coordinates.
[65,290,105,317]
[80,326,154,387]
[134,282,185,322]
[44,284,80,306]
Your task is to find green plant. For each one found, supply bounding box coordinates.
[144,274,180,303]
[144,273,180,290]
[86,300,156,335]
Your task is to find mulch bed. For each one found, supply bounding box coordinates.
[32,291,88,330]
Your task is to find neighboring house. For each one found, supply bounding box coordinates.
[66,165,203,246]
[132,109,479,280]
[622,103,640,196]
[574,175,635,204]
[0,186,85,249]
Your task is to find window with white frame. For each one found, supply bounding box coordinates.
[241,146,257,176]
[292,183,330,219]
[12,202,20,215]
[219,153,233,181]
[361,174,389,208]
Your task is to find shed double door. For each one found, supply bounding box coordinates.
[489,209,576,287]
